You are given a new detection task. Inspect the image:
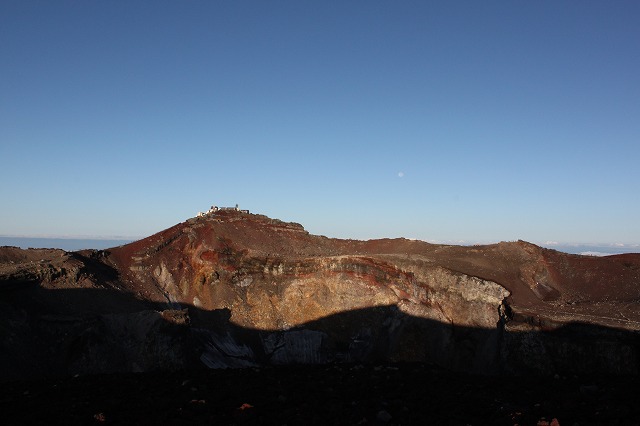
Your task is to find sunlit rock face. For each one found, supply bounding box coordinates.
[103,212,514,373]
[2,210,640,380]
[109,213,513,332]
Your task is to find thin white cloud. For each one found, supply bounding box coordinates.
[579,251,610,257]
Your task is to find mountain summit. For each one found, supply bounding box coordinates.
[2,209,640,380]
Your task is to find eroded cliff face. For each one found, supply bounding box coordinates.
[108,213,511,330]
[98,213,514,372]
[2,210,640,380]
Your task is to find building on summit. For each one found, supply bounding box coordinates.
[196,203,249,217]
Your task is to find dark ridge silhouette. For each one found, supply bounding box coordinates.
[2,211,640,423]
[2,285,638,383]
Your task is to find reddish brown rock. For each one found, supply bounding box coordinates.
[1,210,639,380]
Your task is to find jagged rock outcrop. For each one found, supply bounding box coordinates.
[1,210,639,381]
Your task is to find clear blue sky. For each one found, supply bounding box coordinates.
[1,1,639,245]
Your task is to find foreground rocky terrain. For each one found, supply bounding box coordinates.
[1,210,639,423]
[2,364,639,425]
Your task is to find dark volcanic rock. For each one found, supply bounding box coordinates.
[1,210,640,381]
[2,365,639,425]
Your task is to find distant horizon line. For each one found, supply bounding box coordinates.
[1,234,639,248]
[0,234,141,241]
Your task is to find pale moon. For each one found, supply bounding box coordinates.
[398,172,404,178]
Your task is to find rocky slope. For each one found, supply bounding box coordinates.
[1,210,639,381]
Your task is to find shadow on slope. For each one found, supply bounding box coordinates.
[1,286,639,382]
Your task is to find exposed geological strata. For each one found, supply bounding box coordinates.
[1,210,640,381]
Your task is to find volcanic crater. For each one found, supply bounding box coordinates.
[2,209,640,424]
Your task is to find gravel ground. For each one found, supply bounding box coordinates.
[1,364,638,425]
